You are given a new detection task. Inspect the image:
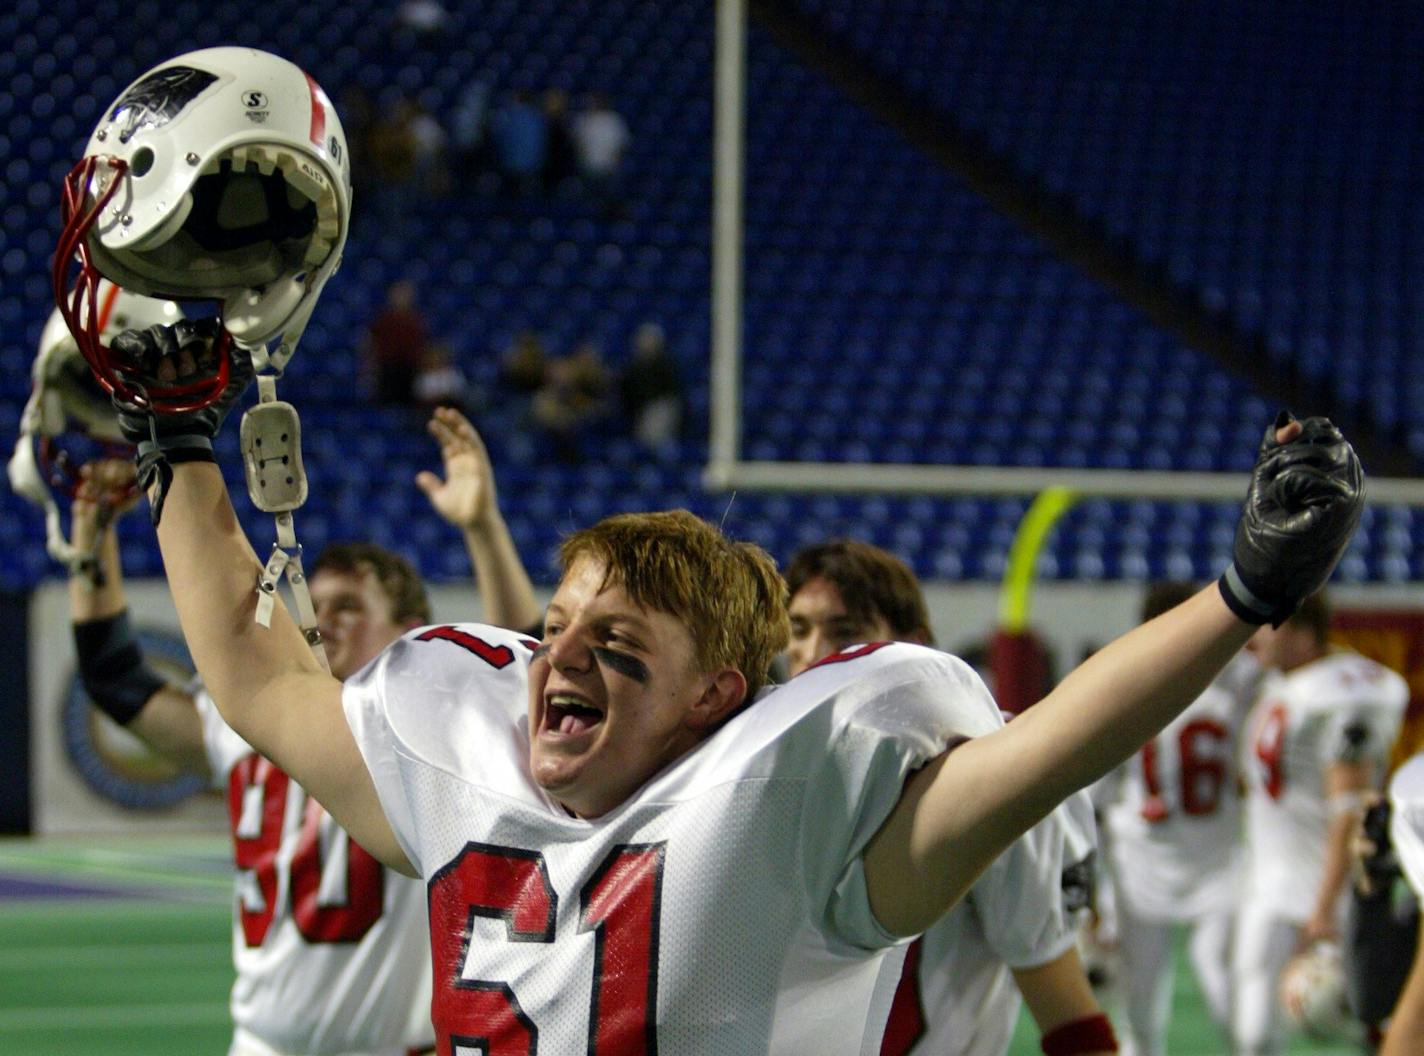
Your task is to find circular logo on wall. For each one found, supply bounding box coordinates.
[61,625,208,809]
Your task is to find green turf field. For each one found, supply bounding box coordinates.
[0,835,1365,1055]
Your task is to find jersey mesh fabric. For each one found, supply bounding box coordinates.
[343,628,1005,1054]
[1106,653,1260,920]
[195,691,434,1053]
[901,791,1092,1056]
[1242,651,1408,921]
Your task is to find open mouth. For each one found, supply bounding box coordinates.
[543,694,605,737]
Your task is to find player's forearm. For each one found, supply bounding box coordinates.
[1014,948,1103,1031]
[1007,585,1250,816]
[153,461,326,727]
[127,686,212,778]
[1312,813,1355,927]
[464,510,541,633]
[68,524,126,620]
[867,586,1250,934]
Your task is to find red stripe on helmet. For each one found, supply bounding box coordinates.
[304,71,327,148]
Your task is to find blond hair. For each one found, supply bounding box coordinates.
[559,510,788,704]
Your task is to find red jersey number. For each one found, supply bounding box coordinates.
[228,754,385,946]
[429,842,665,1055]
[1253,703,1289,800]
[1138,718,1231,822]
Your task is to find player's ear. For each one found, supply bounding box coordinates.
[687,668,748,730]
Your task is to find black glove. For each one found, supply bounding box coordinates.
[1219,412,1364,626]
[109,320,255,525]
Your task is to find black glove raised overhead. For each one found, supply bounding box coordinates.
[109,320,255,525]
[1219,412,1364,627]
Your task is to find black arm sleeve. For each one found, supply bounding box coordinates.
[72,610,166,726]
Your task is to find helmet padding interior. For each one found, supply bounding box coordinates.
[116,158,319,294]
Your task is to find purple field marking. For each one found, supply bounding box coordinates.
[0,871,135,900]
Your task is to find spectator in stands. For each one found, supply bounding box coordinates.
[407,94,450,198]
[362,280,430,406]
[499,329,550,397]
[572,92,630,215]
[491,89,548,197]
[542,88,578,195]
[618,321,684,452]
[366,90,420,219]
[413,342,478,418]
[451,79,492,183]
[532,342,612,461]
[336,85,374,199]
[395,0,450,39]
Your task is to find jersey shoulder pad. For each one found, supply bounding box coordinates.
[353,622,536,782]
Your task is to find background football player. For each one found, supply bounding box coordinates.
[65,407,539,1056]
[1234,590,1409,1055]
[783,539,1114,1056]
[1096,580,1262,1056]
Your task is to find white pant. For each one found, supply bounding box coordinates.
[1116,902,1233,1056]
[1231,904,1301,1056]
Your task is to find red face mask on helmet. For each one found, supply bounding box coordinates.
[54,46,351,414]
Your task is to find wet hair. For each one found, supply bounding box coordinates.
[311,542,431,626]
[783,539,934,647]
[559,510,789,705]
[1140,581,1197,623]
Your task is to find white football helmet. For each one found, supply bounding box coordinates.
[9,281,183,568]
[1278,940,1363,1043]
[54,46,350,412]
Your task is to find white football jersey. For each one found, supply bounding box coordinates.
[343,626,1006,1055]
[1105,652,1261,920]
[880,790,1097,1056]
[1390,752,1424,897]
[1242,650,1408,921]
[195,691,434,1055]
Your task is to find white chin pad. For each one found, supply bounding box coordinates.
[224,279,305,345]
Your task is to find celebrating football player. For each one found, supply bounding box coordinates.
[783,540,1112,1056]
[59,45,1367,1054]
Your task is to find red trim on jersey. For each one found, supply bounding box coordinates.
[802,641,893,673]
[304,71,326,147]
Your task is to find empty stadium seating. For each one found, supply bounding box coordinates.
[3,0,1418,591]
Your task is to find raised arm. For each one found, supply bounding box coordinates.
[68,459,209,776]
[866,415,1365,934]
[112,326,411,873]
[415,407,542,633]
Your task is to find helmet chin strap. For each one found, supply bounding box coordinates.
[240,361,329,673]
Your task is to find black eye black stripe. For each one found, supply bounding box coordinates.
[529,643,552,664]
[593,647,649,683]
